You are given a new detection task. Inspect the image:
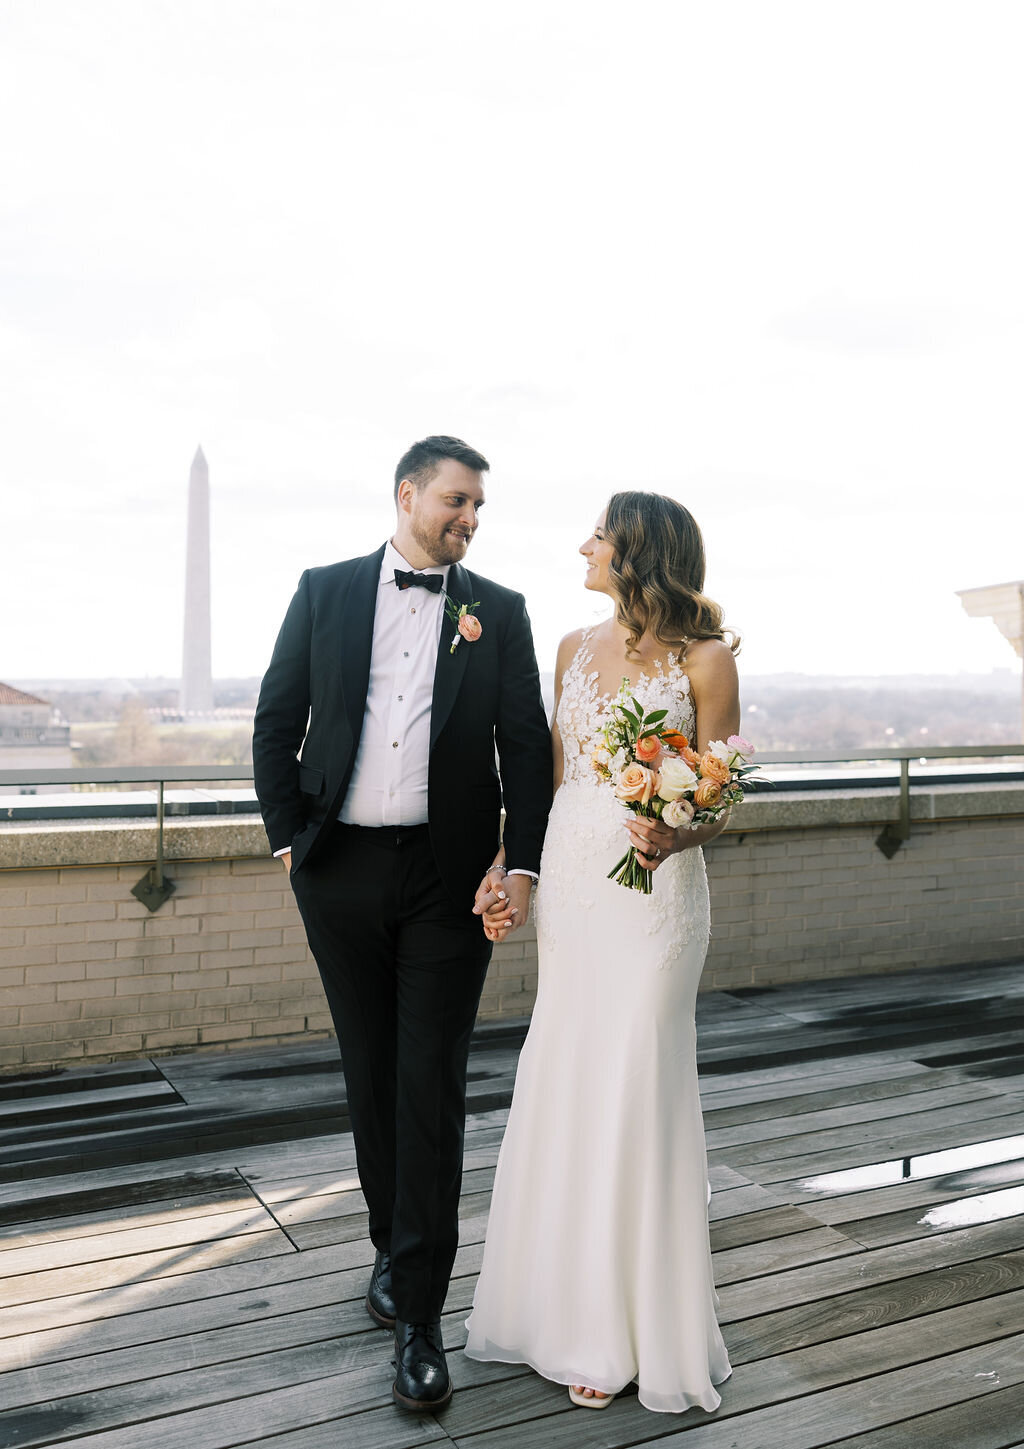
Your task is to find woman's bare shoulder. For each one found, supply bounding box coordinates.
[683,637,739,681]
[555,625,592,664]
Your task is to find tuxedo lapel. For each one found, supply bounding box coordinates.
[338,545,385,738]
[430,562,473,752]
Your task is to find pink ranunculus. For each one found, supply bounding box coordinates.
[727,734,754,756]
[662,797,696,829]
[458,613,482,643]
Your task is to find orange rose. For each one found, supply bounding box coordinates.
[699,751,731,784]
[458,613,482,643]
[635,733,663,765]
[693,778,722,808]
[614,762,655,806]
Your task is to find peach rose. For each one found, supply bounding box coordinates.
[635,733,663,765]
[699,751,731,784]
[693,778,722,809]
[458,613,482,643]
[614,762,655,806]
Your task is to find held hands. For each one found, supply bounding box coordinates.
[473,866,532,941]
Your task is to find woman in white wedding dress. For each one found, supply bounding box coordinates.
[463,491,740,1414]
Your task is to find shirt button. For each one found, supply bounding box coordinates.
[397,695,403,701]
[392,741,399,749]
[410,607,416,615]
[403,651,409,658]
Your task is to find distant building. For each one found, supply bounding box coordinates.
[0,683,73,793]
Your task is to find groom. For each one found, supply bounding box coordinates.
[252,436,551,1412]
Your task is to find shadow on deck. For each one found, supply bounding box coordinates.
[2,960,1024,1449]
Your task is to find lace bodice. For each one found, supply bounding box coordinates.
[556,629,697,785]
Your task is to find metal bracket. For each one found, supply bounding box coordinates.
[130,780,175,910]
[875,759,911,858]
[131,866,177,912]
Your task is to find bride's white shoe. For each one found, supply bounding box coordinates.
[569,1385,616,1409]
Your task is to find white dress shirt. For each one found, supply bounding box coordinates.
[339,541,447,828]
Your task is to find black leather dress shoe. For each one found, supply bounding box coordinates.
[392,1319,452,1411]
[365,1249,396,1329]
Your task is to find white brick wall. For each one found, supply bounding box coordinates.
[1,793,1021,1069]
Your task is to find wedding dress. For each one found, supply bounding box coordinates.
[463,630,732,1414]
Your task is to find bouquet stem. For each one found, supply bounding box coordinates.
[607,845,653,894]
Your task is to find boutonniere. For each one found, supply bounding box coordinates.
[443,595,482,654]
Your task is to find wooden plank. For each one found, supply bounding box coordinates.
[0,1203,281,1278]
[270,1167,496,1229]
[0,1185,259,1250]
[0,1169,245,1228]
[0,1351,449,1449]
[709,1096,1024,1172]
[699,1061,975,1118]
[724,1248,1024,1365]
[704,1081,1002,1149]
[794,1156,1024,1225]
[0,1238,387,1341]
[723,1104,1024,1184]
[0,1228,294,1308]
[0,1081,177,1120]
[717,1217,1024,1324]
[442,1330,1024,1449]
[708,1183,792,1221]
[709,1204,827,1253]
[712,1225,864,1287]
[814,1377,1024,1448]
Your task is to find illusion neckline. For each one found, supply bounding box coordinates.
[575,629,691,708]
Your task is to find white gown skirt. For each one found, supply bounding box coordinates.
[464,781,732,1413]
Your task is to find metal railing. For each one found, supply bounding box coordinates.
[2,747,1024,904]
[0,767,255,911]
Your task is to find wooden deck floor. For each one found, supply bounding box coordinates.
[2,960,1024,1449]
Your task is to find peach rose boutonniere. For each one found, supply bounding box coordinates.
[444,596,482,654]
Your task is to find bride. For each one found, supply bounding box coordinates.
[464,490,739,1413]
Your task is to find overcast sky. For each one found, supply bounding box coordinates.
[2,1,1023,683]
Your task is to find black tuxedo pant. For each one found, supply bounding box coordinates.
[290,821,491,1323]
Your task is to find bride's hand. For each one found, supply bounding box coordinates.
[625,816,694,870]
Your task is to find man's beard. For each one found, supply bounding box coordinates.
[411,516,472,566]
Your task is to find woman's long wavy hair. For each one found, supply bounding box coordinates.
[604,491,740,659]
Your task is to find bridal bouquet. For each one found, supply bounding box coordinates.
[592,679,761,894]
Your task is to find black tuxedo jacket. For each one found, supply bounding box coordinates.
[252,545,552,910]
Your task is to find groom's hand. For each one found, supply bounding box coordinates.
[490,874,532,937]
[473,866,509,918]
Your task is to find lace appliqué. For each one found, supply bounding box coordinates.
[536,630,711,965]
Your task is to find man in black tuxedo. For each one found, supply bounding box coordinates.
[252,436,551,1412]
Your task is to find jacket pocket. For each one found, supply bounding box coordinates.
[298,763,326,797]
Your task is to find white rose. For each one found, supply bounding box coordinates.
[656,756,698,800]
[662,797,696,828]
[708,739,731,763]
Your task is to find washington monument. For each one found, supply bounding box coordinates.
[180,445,213,716]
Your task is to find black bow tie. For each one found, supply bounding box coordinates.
[394,569,444,594]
